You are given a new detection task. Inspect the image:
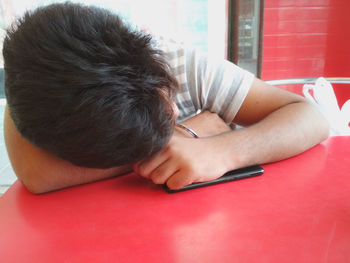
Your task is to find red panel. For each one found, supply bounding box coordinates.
[267,0,330,8]
[332,84,350,109]
[324,4,350,77]
[264,20,328,35]
[264,45,326,59]
[262,0,350,103]
[264,6,329,21]
[263,34,328,47]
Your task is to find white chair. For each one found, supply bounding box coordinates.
[266,77,350,136]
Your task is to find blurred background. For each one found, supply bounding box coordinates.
[1,0,349,188]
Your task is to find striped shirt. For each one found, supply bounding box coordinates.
[155,37,255,123]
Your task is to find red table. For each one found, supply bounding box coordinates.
[0,136,349,263]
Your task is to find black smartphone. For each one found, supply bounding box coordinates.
[163,165,264,193]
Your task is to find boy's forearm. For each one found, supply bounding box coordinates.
[213,101,329,170]
[23,159,132,194]
[4,105,131,194]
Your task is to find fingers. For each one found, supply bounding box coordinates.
[135,151,180,185]
[133,149,170,179]
[149,161,179,185]
[135,154,198,189]
[165,170,192,190]
[134,135,219,189]
[134,152,189,187]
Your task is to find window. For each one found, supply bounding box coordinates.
[228,0,263,77]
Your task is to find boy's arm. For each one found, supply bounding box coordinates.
[135,78,330,189]
[4,105,230,194]
[4,105,132,194]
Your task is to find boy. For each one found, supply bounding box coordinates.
[3,3,329,193]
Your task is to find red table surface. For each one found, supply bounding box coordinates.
[0,136,349,263]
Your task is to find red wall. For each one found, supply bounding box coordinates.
[262,0,350,106]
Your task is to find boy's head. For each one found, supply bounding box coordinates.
[3,2,178,168]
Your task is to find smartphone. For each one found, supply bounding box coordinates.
[163,165,264,193]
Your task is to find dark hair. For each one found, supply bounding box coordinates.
[3,2,178,168]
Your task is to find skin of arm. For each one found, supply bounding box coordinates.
[4,105,132,194]
[134,78,330,190]
[4,106,230,194]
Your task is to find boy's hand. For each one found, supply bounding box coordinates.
[134,111,232,189]
[176,110,231,138]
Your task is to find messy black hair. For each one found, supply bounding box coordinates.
[3,2,178,168]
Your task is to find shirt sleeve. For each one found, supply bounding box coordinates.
[184,47,255,123]
[154,36,255,123]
